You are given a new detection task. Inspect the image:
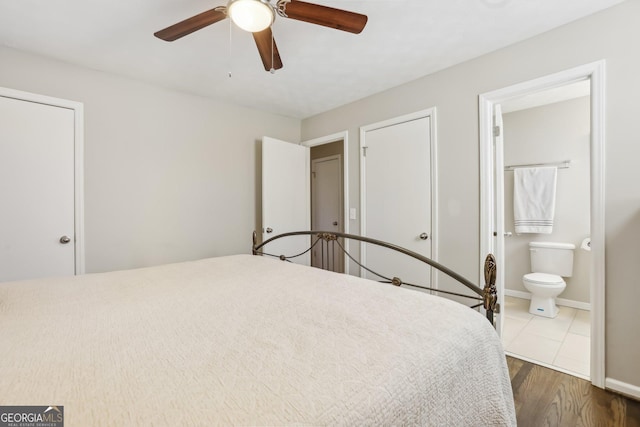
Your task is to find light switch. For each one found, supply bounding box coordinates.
[349,208,357,220]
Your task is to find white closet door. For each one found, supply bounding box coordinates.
[0,95,76,281]
[362,116,432,286]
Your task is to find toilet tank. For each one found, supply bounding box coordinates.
[529,242,575,277]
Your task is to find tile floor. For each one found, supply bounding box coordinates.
[502,296,590,378]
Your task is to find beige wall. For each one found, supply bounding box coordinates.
[302,2,640,389]
[0,46,301,273]
[503,97,591,303]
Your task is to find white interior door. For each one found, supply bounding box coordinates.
[361,115,432,286]
[0,95,76,281]
[494,104,505,336]
[311,155,343,272]
[262,136,310,265]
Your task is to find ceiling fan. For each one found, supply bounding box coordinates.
[154,0,368,72]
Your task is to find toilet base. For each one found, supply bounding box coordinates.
[528,296,559,318]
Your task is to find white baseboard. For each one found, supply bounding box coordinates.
[606,378,640,401]
[504,289,591,311]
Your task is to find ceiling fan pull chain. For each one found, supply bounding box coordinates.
[228,18,233,78]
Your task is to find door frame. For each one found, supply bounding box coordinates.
[359,107,438,284]
[302,131,350,273]
[479,60,606,388]
[0,86,85,275]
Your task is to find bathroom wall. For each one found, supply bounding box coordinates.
[503,96,591,304]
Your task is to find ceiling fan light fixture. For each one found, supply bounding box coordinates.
[227,0,274,33]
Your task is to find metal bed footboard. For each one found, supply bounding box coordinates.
[252,230,498,326]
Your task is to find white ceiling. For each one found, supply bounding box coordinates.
[0,0,624,119]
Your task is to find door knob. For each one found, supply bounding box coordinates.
[59,235,71,244]
[333,221,338,226]
[419,232,429,240]
[265,227,273,234]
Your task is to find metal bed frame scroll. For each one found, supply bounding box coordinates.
[252,230,498,326]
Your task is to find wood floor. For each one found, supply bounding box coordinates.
[508,356,640,426]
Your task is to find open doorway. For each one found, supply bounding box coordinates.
[311,143,344,272]
[303,131,350,274]
[260,134,349,269]
[500,83,591,379]
[479,61,606,387]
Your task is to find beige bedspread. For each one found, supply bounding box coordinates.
[0,254,515,426]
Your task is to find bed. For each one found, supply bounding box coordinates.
[0,231,515,426]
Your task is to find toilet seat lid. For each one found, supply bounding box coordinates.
[524,272,565,285]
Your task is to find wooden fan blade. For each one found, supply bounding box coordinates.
[282,1,367,34]
[253,28,283,71]
[154,8,227,41]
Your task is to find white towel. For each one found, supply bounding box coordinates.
[513,166,557,234]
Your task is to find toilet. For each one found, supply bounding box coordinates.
[522,241,575,318]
